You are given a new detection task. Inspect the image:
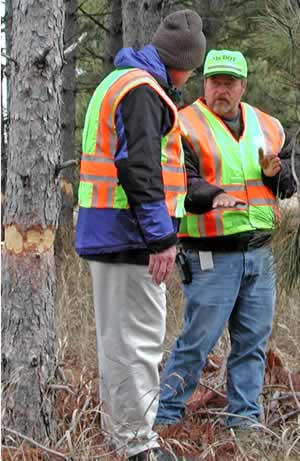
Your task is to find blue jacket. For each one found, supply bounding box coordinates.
[75,45,179,257]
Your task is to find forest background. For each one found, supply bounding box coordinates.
[1,0,300,460]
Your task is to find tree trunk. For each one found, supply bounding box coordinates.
[1,0,13,240]
[103,0,123,74]
[1,0,64,443]
[162,0,226,49]
[122,0,163,47]
[59,0,77,228]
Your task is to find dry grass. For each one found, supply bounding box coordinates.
[55,226,97,371]
[2,219,300,460]
[272,198,300,373]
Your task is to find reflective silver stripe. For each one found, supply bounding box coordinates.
[106,86,120,154]
[192,102,222,184]
[206,64,244,73]
[253,109,272,153]
[107,185,114,207]
[215,212,223,235]
[172,196,177,214]
[245,179,264,187]
[80,174,118,183]
[223,184,245,192]
[197,216,207,236]
[81,155,115,164]
[164,185,186,192]
[274,118,285,149]
[91,184,116,207]
[198,211,229,237]
[162,164,185,173]
[92,184,98,207]
[96,70,138,157]
[179,111,204,173]
[223,181,265,191]
[249,198,277,205]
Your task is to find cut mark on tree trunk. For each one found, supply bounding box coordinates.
[4,225,55,255]
[60,179,74,200]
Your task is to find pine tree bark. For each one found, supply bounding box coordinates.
[162,0,225,49]
[103,0,123,74]
[1,0,64,442]
[1,0,13,240]
[122,0,163,47]
[59,0,77,228]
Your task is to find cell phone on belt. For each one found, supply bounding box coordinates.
[176,249,192,284]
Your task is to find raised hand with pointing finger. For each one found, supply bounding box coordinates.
[258,147,281,177]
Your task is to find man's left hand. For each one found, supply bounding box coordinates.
[258,147,281,177]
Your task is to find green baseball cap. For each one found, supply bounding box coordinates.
[203,49,248,79]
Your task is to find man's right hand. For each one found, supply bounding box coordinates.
[212,193,246,208]
[149,245,177,285]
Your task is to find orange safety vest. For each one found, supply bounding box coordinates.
[78,68,186,218]
[179,100,285,238]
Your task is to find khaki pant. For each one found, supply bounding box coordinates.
[89,261,166,457]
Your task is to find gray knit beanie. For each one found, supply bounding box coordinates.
[152,10,206,71]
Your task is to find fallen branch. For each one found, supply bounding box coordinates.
[2,427,68,459]
[288,370,300,409]
[48,384,75,395]
[269,391,300,402]
[268,407,300,426]
[198,381,227,399]
[192,409,281,440]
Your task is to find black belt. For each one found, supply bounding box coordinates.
[181,233,272,253]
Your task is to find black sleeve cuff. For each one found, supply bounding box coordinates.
[261,170,279,191]
[185,181,224,214]
[147,232,177,253]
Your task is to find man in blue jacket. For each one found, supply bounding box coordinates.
[75,10,206,461]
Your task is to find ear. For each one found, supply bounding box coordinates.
[241,79,247,94]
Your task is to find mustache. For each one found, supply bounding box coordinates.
[214,97,230,103]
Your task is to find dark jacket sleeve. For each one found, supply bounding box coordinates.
[183,138,224,214]
[115,85,177,252]
[261,133,298,199]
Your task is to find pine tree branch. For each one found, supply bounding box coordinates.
[64,32,87,58]
[79,6,110,34]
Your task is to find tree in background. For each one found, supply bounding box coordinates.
[121,0,162,47]
[251,0,300,130]
[2,0,64,442]
[1,0,13,238]
[253,0,300,294]
[59,0,78,229]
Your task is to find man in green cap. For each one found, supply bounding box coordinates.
[156,50,297,430]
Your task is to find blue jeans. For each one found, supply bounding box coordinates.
[156,246,275,427]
